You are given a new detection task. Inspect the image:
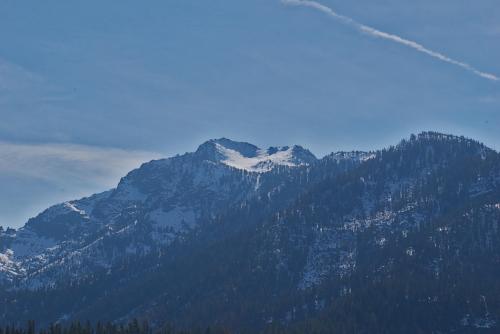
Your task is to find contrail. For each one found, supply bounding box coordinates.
[282,0,499,82]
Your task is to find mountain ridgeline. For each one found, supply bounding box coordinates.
[1,133,500,333]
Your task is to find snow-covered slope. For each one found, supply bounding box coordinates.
[196,138,317,172]
[0,138,321,287]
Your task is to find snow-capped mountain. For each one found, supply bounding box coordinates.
[196,138,317,172]
[1,133,500,333]
[0,138,321,287]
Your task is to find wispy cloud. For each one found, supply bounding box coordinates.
[0,142,162,227]
[282,0,499,82]
[0,57,73,114]
[0,141,161,188]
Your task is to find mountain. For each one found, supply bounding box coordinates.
[196,138,317,172]
[1,132,499,333]
[0,138,320,288]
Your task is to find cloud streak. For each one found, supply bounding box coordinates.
[0,141,161,186]
[0,142,162,227]
[282,0,499,82]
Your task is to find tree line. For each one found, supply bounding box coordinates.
[0,320,231,334]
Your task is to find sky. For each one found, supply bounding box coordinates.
[1,0,499,228]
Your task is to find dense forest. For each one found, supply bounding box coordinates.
[2,133,500,333]
[0,321,232,334]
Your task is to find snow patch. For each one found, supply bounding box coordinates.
[215,143,308,172]
[148,207,197,233]
[64,202,87,217]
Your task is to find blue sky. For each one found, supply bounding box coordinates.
[1,0,499,227]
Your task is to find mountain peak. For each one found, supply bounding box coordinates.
[410,131,482,146]
[195,138,317,172]
[197,138,260,158]
[397,131,492,153]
